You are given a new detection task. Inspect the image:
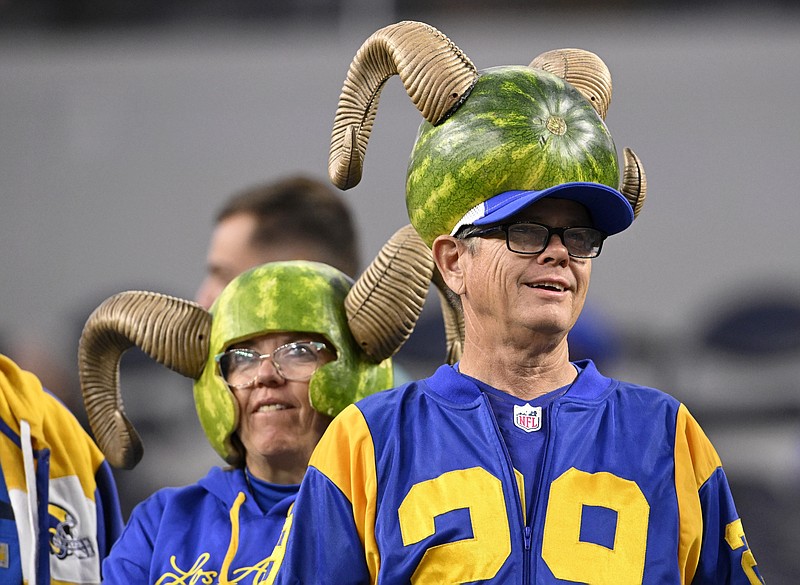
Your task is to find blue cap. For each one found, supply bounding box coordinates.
[450,182,634,236]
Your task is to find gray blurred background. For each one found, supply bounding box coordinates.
[1,1,798,580]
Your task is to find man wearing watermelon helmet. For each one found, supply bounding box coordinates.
[75,239,432,583]
[278,21,764,584]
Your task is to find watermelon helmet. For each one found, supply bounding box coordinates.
[326,21,647,246]
[194,261,392,463]
[78,226,437,469]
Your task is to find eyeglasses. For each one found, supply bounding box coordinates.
[215,341,330,388]
[461,221,606,258]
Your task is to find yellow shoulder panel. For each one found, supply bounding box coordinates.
[674,403,723,584]
[309,404,380,582]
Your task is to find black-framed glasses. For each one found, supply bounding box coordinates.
[461,221,606,258]
[215,341,330,388]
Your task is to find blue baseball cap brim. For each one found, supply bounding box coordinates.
[452,182,634,236]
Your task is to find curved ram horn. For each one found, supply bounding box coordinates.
[621,147,647,219]
[329,20,478,190]
[431,266,464,365]
[78,291,211,469]
[529,48,612,120]
[345,224,434,362]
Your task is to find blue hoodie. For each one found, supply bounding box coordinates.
[102,466,295,585]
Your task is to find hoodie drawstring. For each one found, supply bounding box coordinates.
[218,491,246,585]
[20,419,38,585]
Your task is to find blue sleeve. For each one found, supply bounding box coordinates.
[94,459,124,562]
[101,493,165,584]
[693,468,765,584]
[277,466,371,585]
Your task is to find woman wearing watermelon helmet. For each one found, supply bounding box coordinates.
[277,21,764,585]
[76,224,449,584]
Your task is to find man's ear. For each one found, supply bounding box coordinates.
[431,235,466,295]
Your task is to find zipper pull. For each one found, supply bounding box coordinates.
[524,526,532,551]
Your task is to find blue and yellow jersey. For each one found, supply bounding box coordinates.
[278,360,764,584]
[0,354,123,584]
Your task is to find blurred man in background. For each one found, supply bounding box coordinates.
[195,174,360,309]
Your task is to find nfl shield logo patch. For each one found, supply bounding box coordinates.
[513,404,542,432]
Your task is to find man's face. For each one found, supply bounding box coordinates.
[196,214,265,310]
[195,213,330,310]
[228,331,335,484]
[459,198,593,344]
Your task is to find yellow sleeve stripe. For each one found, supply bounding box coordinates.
[309,404,380,583]
[674,403,723,584]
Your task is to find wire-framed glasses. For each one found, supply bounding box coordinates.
[462,221,606,258]
[215,341,329,388]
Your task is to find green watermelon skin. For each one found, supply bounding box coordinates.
[193,261,393,463]
[406,65,620,246]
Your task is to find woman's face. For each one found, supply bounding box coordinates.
[227,331,335,484]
